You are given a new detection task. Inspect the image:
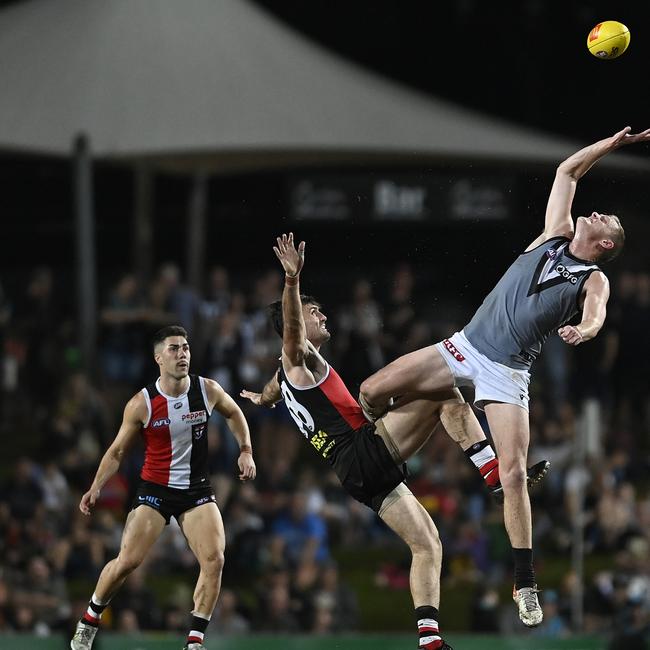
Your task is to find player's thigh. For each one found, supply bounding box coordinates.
[483,402,530,464]
[119,506,167,563]
[380,492,440,552]
[366,345,455,395]
[380,393,454,460]
[178,502,225,563]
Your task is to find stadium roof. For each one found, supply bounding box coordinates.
[0,0,647,172]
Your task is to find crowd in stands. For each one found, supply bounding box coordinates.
[0,260,649,646]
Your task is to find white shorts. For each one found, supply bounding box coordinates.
[434,330,530,411]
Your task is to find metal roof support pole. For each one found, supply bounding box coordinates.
[73,133,97,374]
[570,398,600,631]
[133,162,154,288]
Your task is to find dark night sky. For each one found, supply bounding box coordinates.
[252,0,650,148]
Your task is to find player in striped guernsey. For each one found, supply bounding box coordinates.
[360,126,650,628]
[71,326,256,650]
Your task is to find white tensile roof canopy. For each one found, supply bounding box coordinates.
[0,0,647,172]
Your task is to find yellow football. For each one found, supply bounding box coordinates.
[587,20,630,59]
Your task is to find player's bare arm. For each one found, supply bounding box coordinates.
[527,127,650,251]
[274,232,320,386]
[558,271,610,345]
[274,232,307,365]
[240,372,282,408]
[79,393,146,515]
[205,378,256,480]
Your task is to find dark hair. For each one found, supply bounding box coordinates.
[599,217,625,263]
[267,295,320,337]
[152,325,188,351]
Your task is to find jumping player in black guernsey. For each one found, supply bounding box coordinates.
[360,126,650,628]
[241,234,546,650]
[71,325,256,650]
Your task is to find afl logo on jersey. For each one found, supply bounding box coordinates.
[546,248,558,260]
[151,417,171,428]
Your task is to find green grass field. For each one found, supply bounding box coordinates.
[3,634,605,650]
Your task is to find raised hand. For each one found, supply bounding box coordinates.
[612,126,650,148]
[273,232,305,277]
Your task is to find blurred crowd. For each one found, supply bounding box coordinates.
[0,261,649,646]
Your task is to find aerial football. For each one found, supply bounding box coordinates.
[587,20,630,59]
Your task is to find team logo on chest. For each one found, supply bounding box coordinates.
[193,423,207,440]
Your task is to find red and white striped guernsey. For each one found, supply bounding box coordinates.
[140,374,212,489]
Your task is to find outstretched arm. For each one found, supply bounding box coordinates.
[274,232,307,367]
[527,127,650,250]
[241,372,283,408]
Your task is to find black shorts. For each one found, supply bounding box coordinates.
[339,424,408,513]
[132,480,217,525]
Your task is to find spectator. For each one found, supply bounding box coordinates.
[271,490,329,568]
[314,561,359,632]
[532,589,570,638]
[336,277,384,394]
[48,372,110,490]
[110,568,161,630]
[13,267,64,413]
[0,576,14,632]
[36,460,71,518]
[256,582,300,633]
[99,273,149,386]
[0,457,43,521]
[12,556,69,630]
[155,262,201,339]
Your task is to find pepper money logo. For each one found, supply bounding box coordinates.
[182,410,207,424]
